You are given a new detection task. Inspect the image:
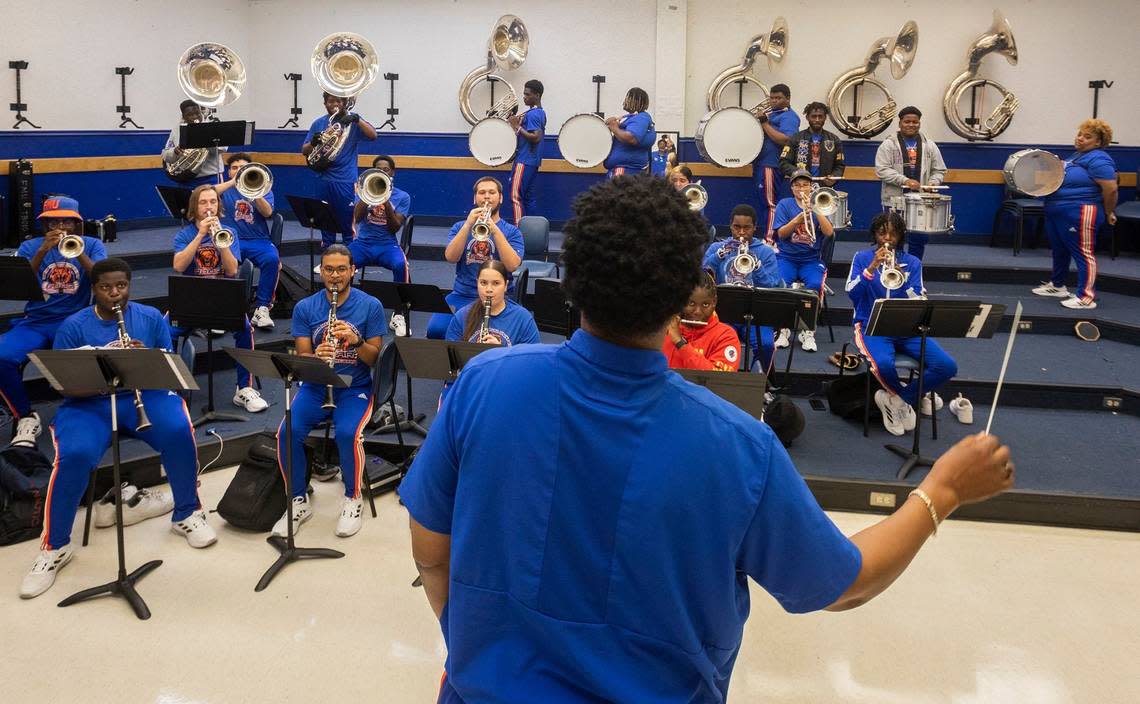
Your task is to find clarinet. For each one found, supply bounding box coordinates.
[322,287,339,410]
[111,304,153,432]
[477,297,492,342]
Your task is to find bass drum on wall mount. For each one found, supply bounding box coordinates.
[468,117,518,167]
[557,113,612,168]
[695,107,765,167]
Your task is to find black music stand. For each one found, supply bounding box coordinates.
[359,281,453,437]
[181,120,255,184]
[225,348,349,592]
[716,286,817,385]
[532,278,579,338]
[677,369,768,422]
[28,348,197,620]
[393,338,498,386]
[168,275,249,427]
[155,185,193,221]
[0,256,44,303]
[287,195,345,290]
[866,298,1002,480]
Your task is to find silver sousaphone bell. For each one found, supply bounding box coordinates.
[356,168,393,206]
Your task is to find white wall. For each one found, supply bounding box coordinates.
[1,0,1136,145]
[685,0,1140,145]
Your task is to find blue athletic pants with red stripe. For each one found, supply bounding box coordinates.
[169,318,256,390]
[1044,202,1101,304]
[732,324,775,376]
[43,391,201,550]
[276,382,373,499]
[777,257,827,298]
[754,165,790,243]
[0,317,57,419]
[854,322,957,406]
[507,162,538,226]
[318,179,356,248]
[348,238,410,283]
[240,239,282,309]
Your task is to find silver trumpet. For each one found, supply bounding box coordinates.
[681,183,708,211]
[356,168,392,206]
[111,304,153,433]
[879,244,906,290]
[58,233,85,259]
[471,203,493,242]
[943,10,1019,141]
[234,162,273,200]
[731,239,759,278]
[322,287,340,410]
[797,192,818,246]
[203,210,236,249]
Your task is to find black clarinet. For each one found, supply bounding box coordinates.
[112,304,152,432]
[321,287,339,410]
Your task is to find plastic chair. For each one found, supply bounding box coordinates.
[990,188,1045,256]
[518,216,558,279]
[513,267,529,304]
[1111,171,1139,260]
[269,212,285,248]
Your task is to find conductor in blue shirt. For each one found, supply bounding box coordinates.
[506,80,546,225]
[400,175,1015,703]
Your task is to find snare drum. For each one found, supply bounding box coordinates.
[558,113,612,168]
[902,193,954,234]
[694,107,765,167]
[1003,148,1064,197]
[468,117,517,167]
[831,191,852,230]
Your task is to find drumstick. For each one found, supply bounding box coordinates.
[984,301,1022,435]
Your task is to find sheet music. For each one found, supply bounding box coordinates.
[985,301,1023,435]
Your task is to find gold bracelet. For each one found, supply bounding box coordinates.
[909,489,940,536]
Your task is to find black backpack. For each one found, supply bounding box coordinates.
[0,445,52,546]
[826,371,882,421]
[273,264,313,319]
[217,432,309,531]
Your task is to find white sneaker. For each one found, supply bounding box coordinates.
[1032,282,1069,298]
[919,392,944,417]
[171,510,217,548]
[774,328,791,349]
[900,399,917,431]
[798,329,818,352]
[20,547,76,599]
[12,412,42,447]
[94,485,173,528]
[389,313,407,337]
[949,394,974,424]
[1061,296,1097,310]
[272,496,312,538]
[251,306,275,330]
[335,497,363,537]
[233,387,269,413]
[874,390,906,436]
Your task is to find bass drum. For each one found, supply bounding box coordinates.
[1003,148,1064,197]
[694,107,765,167]
[902,193,954,234]
[468,118,517,167]
[558,113,612,169]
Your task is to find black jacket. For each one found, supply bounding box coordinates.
[779,129,846,179]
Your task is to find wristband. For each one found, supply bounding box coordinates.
[909,489,940,536]
[350,338,365,349]
[674,338,687,350]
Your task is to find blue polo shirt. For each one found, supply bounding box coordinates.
[1046,149,1116,207]
[17,236,107,323]
[515,108,546,167]
[401,330,861,702]
[355,186,412,245]
[173,223,242,277]
[221,188,274,241]
[771,197,825,262]
[291,287,385,388]
[447,219,526,298]
[604,111,656,171]
[303,113,374,183]
[754,107,800,169]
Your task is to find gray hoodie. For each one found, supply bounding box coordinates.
[874,133,946,206]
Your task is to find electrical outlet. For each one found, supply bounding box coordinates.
[956,271,972,281]
[1018,320,1033,331]
[1103,397,1122,410]
[869,492,896,508]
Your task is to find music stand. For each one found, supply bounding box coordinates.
[155,185,193,221]
[677,369,768,421]
[168,275,249,427]
[287,195,346,290]
[359,281,453,437]
[27,348,197,620]
[225,348,349,592]
[716,286,817,384]
[0,256,45,303]
[866,298,1003,480]
[393,337,497,383]
[181,120,255,184]
[532,278,579,338]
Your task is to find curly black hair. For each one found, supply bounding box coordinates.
[869,211,907,247]
[92,257,132,284]
[561,175,707,338]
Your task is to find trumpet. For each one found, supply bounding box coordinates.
[58,233,85,259]
[797,191,817,245]
[234,162,273,200]
[322,287,340,410]
[356,168,392,206]
[879,244,906,290]
[202,208,235,249]
[471,203,493,242]
[681,183,708,211]
[730,239,759,278]
[111,304,153,433]
[477,297,492,342]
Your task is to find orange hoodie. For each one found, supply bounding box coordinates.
[660,312,741,372]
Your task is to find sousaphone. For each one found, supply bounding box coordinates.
[826,21,918,139]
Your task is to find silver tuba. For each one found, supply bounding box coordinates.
[681,183,708,211]
[826,21,918,139]
[458,15,529,125]
[168,42,245,182]
[234,162,273,200]
[705,18,788,114]
[356,168,392,206]
[307,33,380,172]
[943,10,1019,141]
